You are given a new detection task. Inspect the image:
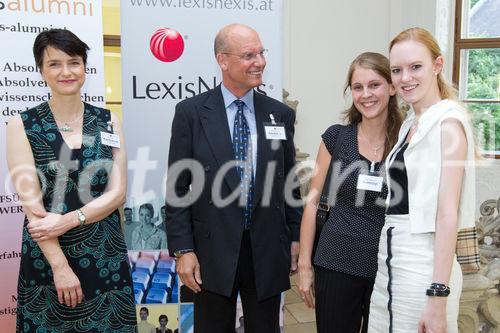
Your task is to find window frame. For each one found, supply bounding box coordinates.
[453,0,500,158]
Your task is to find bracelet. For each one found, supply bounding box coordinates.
[426,283,450,297]
[430,283,448,289]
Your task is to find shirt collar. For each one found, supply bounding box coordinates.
[405,99,450,125]
[221,84,255,113]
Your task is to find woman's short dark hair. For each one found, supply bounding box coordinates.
[33,29,90,69]
[159,314,168,322]
[139,203,154,217]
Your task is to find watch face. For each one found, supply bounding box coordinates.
[77,210,85,222]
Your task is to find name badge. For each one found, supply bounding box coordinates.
[264,122,287,140]
[357,174,383,192]
[100,131,120,148]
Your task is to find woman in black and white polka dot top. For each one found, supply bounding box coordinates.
[297,52,403,333]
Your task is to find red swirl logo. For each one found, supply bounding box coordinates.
[150,28,185,62]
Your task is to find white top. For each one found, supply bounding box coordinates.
[386,99,476,234]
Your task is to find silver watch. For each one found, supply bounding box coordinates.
[76,209,86,227]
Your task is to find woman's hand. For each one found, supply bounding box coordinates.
[297,263,315,308]
[418,297,447,333]
[28,210,76,241]
[52,264,84,308]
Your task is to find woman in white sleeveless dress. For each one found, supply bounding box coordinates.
[368,27,476,333]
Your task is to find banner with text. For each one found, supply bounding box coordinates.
[0,2,105,330]
[121,0,283,329]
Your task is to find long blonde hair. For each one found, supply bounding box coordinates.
[389,27,458,100]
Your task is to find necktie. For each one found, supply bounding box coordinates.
[232,100,254,229]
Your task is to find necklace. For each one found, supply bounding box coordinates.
[51,102,84,132]
[358,124,385,159]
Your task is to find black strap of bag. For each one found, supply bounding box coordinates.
[312,125,348,258]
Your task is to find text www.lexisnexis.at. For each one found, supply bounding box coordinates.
[129,0,275,11]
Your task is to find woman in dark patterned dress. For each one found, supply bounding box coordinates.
[6,29,137,332]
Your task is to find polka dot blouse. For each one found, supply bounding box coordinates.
[314,124,388,278]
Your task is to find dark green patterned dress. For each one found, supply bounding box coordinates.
[16,102,137,332]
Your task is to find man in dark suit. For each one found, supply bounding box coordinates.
[165,23,302,333]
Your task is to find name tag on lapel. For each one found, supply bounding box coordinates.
[100,131,120,148]
[263,122,287,140]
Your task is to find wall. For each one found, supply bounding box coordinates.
[102,0,455,158]
[389,0,438,39]
[283,1,392,157]
[284,0,455,158]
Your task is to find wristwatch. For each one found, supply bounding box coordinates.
[174,249,193,259]
[426,283,450,297]
[76,209,86,227]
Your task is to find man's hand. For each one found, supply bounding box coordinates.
[290,241,300,275]
[176,252,202,293]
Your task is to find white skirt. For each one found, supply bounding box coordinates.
[368,214,462,333]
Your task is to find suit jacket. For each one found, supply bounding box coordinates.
[166,85,302,300]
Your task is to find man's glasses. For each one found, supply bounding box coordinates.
[222,49,268,61]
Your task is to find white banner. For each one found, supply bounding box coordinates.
[0,2,105,329]
[121,0,283,234]
[121,0,284,327]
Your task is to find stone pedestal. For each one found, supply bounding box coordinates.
[459,195,499,333]
[283,89,312,197]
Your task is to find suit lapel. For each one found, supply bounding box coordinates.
[198,86,241,193]
[253,92,272,209]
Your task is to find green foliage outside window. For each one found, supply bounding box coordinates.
[470,0,480,9]
[466,48,500,151]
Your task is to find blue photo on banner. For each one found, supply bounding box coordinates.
[129,251,178,304]
[124,202,167,251]
[180,304,194,333]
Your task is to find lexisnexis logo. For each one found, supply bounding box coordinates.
[150,27,185,62]
[0,0,94,16]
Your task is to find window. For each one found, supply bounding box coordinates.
[453,0,500,157]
